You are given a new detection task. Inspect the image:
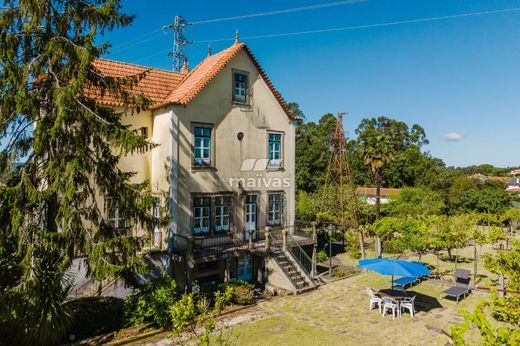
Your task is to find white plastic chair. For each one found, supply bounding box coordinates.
[367,288,382,313]
[400,295,416,318]
[382,297,400,319]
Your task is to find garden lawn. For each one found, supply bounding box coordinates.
[221,272,485,346]
[338,241,510,287]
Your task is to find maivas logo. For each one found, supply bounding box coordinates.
[228,159,290,188]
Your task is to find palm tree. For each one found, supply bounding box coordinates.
[358,129,395,257]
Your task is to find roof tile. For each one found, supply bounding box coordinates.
[89,43,294,120]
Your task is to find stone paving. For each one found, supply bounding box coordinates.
[222,272,483,345]
[133,272,485,345]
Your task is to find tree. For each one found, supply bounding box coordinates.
[295,113,337,193]
[0,1,155,343]
[356,117,429,257]
[484,239,520,291]
[451,188,512,215]
[386,187,446,217]
[452,241,520,345]
[287,102,305,124]
[371,216,430,260]
[501,208,520,250]
[355,118,429,221]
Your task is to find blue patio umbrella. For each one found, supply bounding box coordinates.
[358,258,431,289]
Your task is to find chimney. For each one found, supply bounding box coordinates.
[207,44,212,57]
[234,29,239,45]
[180,57,189,74]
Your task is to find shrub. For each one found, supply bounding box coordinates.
[217,281,255,306]
[345,231,361,259]
[124,274,178,329]
[333,267,348,278]
[316,250,328,263]
[64,296,124,341]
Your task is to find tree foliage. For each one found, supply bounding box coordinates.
[386,187,446,217]
[0,1,156,343]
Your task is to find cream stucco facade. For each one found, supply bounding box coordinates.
[113,48,297,288]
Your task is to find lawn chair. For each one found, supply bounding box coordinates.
[382,297,400,319]
[392,276,418,289]
[442,269,471,303]
[367,288,382,313]
[400,295,416,318]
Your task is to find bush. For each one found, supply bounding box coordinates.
[64,296,124,341]
[217,280,255,306]
[345,231,361,259]
[124,274,178,329]
[333,267,348,278]
[316,250,328,263]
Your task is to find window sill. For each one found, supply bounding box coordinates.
[191,165,217,172]
[232,100,250,106]
[266,167,285,172]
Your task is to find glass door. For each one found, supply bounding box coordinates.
[244,195,257,240]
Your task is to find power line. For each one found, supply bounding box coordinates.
[110,28,167,54]
[110,0,366,57]
[193,7,520,44]
[132,49,171,64]
[190,0,366,25]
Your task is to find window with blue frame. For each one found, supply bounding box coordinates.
[193,126,211,165]
[233,72,248,103]
[268,132,282,169]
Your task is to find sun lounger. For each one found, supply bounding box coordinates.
[392,276,418,288]
[443,269,471,303]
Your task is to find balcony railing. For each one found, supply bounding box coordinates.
[170,224,315,261]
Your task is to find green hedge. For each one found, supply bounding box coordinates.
[64,296,124,341]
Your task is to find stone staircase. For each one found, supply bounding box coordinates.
[272,248,315,294]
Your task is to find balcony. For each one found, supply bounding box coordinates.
[171,225,315,263]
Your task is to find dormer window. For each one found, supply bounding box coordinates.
[233,71,248,103]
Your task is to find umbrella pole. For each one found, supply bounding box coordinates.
[391,275,394,291]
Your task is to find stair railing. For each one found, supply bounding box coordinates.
[286,232,314,280]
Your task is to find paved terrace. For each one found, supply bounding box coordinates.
[219,272,484,345]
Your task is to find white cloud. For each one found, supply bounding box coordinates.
[443,132,466,142]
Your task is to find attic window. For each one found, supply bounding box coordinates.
[233,71,248,103]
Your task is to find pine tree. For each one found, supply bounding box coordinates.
[0,1,155,343]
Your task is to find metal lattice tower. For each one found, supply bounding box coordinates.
[164,16,191,72]
[319,112,359,231]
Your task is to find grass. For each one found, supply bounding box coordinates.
[337,239,514,287]
[220,272,486,345]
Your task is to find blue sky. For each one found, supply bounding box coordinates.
[101,0,520,168]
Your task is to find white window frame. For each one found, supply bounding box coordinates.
[193,126,212,166]
[267,193,283,226]
[193,197,211,235]
[215,196,231,232]
[267,132,283,169]
[107,198,125,230]
[233,71,248,103]
[152,197,162,248]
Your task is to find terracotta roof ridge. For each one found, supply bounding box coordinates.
[162,43,245,104]
[94,57,184,76]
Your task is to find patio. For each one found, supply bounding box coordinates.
[221,272,484,345]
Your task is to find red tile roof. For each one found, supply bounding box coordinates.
[89,43,295,120]
[89,59,185,106]
[356,187,401,197]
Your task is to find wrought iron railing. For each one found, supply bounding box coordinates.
[171,229,268,258]
[286,233,313,278]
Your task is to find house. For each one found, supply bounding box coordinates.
[356,187,401,205]
[510,169,520,176]
[85,39,316,294]
[468,173,508,183]
[507,177,520,193]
